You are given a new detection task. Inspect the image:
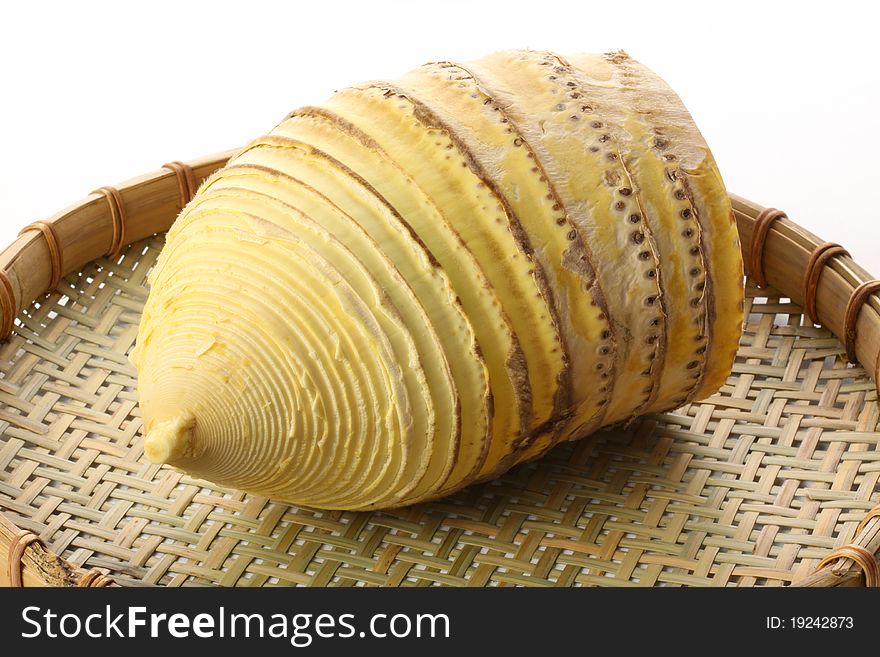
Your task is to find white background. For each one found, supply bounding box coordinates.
[1,0,878,270]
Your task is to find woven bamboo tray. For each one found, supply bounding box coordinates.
[1,151,879,588]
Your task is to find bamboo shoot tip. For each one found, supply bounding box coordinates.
[144,413,195,464]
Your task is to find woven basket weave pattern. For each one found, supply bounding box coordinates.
[1,232,877,586]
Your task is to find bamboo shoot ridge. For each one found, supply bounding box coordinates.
[391,61,616,466]
[185,172,456,506]
[318,87,538,475]
[558,53,710,413]
[570,52,744,401]
[468,50,666,437]
[270,109,496,497]
[138,214,412,508]
[211,146,489,500]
